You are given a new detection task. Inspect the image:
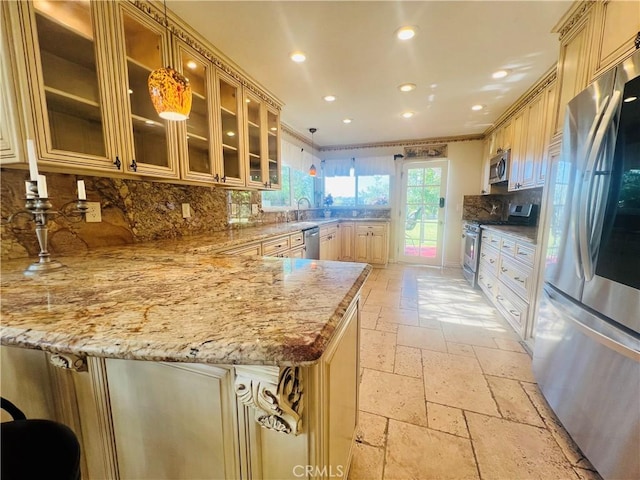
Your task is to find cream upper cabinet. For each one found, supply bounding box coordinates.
[175,40,215,183]
[537,79,557,187]
[215,72,245,187]
[591,0,640,78]
[111,2,179,178]
[14,0,123,172]
[480,138,492,195]
[0,2,25,165]
[507,109,527,191]
[243,91,282,190]
[553,3,596,137]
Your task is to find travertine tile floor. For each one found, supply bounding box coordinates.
[349,264,602,480]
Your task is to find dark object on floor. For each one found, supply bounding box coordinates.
[1,397,81,480]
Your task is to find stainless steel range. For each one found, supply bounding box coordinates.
[462,203,539,288]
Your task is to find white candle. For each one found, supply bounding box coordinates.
[77,180,86,200]
[26,139,39,181]
[37,174,48,198]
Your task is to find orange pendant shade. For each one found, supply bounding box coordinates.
[309,164,317,177]
[148,67,192,121]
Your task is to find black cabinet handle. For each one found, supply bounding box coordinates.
[130,158,138,172]
[114,156,122,170]
[213,174,219,182]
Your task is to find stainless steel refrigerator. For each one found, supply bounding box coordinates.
[533,50,640,480]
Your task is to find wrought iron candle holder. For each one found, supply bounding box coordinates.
[5,181,89,274]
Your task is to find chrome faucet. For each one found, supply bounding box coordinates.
[297,197,312,210]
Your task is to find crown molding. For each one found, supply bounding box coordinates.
[281,123,313,148]
[319,134,483,153]
[132,0,283,110]
[552,0,595,42]
[484,67,558,136]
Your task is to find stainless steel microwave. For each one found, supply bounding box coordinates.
[489,150,509,184]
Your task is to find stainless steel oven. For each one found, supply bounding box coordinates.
[462,223,480,287]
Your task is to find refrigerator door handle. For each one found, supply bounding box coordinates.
[578,90,621,280]
[544,285,640,361]
[569,95,610,280]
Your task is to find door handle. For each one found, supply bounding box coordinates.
[439,197,445,208]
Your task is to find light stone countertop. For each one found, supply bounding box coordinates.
[1,242,371,366]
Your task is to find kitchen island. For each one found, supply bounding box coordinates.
[0,243,370,479]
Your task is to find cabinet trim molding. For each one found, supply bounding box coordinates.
[234,366,303,435]
[130,0,282,111]
[554,0,596,42]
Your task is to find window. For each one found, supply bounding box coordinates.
[324,175,390,206]
[262,165,315,209]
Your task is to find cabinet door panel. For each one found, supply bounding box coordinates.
[175,41,215,182]
[20,0,119,170]
[593,0,640,76]
[113,3,179,178]
[266,107,281,189]
[216,72,244,187]
[245,91,264,188]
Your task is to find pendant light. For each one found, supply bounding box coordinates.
[308,128,317,177]
[148,0,192,121]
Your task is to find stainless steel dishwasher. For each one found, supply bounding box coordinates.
[302,227,320,259]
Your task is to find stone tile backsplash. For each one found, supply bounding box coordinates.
[462,188,543,223]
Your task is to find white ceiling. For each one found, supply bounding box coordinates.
[167,1,572,148]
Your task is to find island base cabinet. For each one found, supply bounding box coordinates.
[0,297,362,480]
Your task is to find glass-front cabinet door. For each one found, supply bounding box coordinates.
[215,71,244,187]
[16,0,121,171]
[244,91,265,188]
[266,107,281,190]
[174,41,214,182]
[111,2,178,178]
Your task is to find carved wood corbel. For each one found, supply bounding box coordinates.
[234,366,303,435]
[49,353,87,372]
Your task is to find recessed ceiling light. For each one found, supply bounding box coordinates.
[323,95,336,102]
[492,69,509,79]
[343,118,352,124]
[623,96,637,103]
[471,104,485,111]
[396,26,416,40]
[401,111,414,119]
[290,51,306,63]
[398,83,416,92]
[186,61,197,70]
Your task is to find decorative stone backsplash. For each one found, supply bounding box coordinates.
[1,169,229,260]
[463,188,543,223]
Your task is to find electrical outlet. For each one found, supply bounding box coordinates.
[85,202,102,223]
[182,203,191,218]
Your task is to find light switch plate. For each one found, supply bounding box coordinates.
[85,202,102,223]
[182,203,191,218]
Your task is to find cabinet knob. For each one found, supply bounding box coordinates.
[130,158,138,172]
[213,174,220,182]
[221,176,227,183]
[113,156,122,170]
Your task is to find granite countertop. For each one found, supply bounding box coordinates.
[0,247,371,366]
[480,224,538,244]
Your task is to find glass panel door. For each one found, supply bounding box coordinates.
[398,160,448,266]
[267,108,280,188]
[245,93,264,186]
[114,4,176,177]
[32,0,108,158]
[217,73,243,186]
[176,42,212,179]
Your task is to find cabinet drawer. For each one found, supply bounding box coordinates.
[514,242,535,267]
[500,237,516,257]
[290,231,304,248]
[498,256,533,301]
[495,284,528,335]
[262,235,290,256]
[320,225,338,238]
[478,264,498,299]
[218,242,261,256]
[481,230,491,244]
[479,245,499,276]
